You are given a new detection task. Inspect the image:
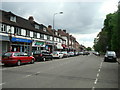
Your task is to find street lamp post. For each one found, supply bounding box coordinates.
[52,12,63,52]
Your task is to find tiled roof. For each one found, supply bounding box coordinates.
[0,10,50,35]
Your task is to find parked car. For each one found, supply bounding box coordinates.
[104,51,117,62]
[52,51,63,59]
[32,50,53,61]
[2,52,35,66]
[79,52,84,55]
[61,51,69,58]
[68,52,74,57]
[83,51,90,55]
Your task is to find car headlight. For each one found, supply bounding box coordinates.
[105,55,107,57]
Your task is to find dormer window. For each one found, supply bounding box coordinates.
[35,24,39,29]
[43,28,46,32]
[10,16,16,22]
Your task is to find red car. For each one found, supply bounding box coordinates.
[2,52,35,66]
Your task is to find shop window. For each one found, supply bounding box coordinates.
[14,27,21,35]
[33,32,37,38]
[26,30,30,37]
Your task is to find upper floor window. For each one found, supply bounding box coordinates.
[0,24,7,32]
[21,29,26,36]
[43,28,46,32]
[33,32,37,38]
[30,31,33,37]
[10,16,16,22]
[44,35,47,40]
[26,30,30,37]
[50,36,52,41]
[40,34,44,39]
[37,33,40,39]
[35,24,39,29]
[47,35,50,40]
[14,27,21,35]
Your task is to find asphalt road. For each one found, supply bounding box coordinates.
[1,54,118,89]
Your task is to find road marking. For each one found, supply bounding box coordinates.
[97,73,99,77]
[94,78,98,84]
[92,87,95,90]
[25,74,32,77]
[0,83,5,86]
[98,69,100,72]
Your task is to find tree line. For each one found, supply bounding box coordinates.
[93,2,120,57]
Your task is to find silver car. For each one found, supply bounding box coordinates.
[104,51,117,62]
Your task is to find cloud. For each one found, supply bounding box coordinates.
[1,1,118,47]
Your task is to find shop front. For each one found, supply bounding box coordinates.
[55,43,63,51]
[32,41,45,52]
[0,35,10,53]
[45,41,54,53]
[11,37,32,54]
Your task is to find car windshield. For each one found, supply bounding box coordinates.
[4,53,12,57]
[107,51,115,55]
[33,51,41,54]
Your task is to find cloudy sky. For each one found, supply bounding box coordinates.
[1,0,119,47]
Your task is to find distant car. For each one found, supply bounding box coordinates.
[61,51,69,58]
[79,52,84,55]
[68,52,74,57]
[2,52,35,66]
[33,50,53,61]
[93,51,100,56]
[52,51,63,59]
[83,51,90,55]
[74,52,79,56]
[104,51,117,62]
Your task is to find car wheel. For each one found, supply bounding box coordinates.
[31,59,34,64]
[51,57,53,60]
[17,60,21,66]
[43,58,46,61]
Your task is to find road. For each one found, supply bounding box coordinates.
[1,54,118,89]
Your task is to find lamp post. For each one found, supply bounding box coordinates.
[52,12,63,52]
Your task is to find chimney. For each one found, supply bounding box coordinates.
[48,25,52,29]
[28,16,34,22]
[63,30,66,33]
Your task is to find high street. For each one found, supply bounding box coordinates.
[1,54,118,89]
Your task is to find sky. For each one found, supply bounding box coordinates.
[1,0,119,47]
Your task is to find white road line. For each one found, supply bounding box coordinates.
[92,87,95,90]
[97,73,99,77]
[98,69,100,72]
[0,83,5,86]
[94,78,98,84]
[25,74,32,77]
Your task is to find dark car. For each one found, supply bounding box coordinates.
[2,52,35,66]
[83,51,90,55]
[104,51,117,62]
[33,51,53,61]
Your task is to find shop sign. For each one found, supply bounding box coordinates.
[0,35,10,41]
[11,37,32,43]
[32,41,45,46]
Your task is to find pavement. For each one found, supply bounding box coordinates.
[117,58,120,64]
